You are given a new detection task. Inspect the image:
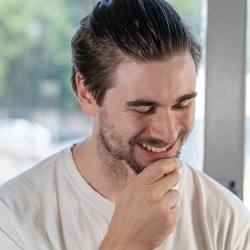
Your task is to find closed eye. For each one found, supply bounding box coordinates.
[133,106,156,115]
[173,92,197,110]
[127,100,159,115]
[172,100,192,110]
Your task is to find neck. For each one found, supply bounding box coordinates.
[72,136,135,202]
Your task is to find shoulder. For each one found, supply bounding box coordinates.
[0,146,73,194]
[0,147,72,221]
[183,164,249,213]
[1,152,58,195]
[182,164,250,248]
[0,147,72,247]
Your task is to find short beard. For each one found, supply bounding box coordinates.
[126,130,189,174]
[97,109,191,180]
[97,110,132,180]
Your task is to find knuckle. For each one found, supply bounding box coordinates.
[150,191,159,202]
[171,190,181,203]
[175,170,181,179]
[158,161,168,173]
[157,201,167,214]
[171,170,181,183]
[159,158,173,169]
[165,212,176,228]
[146,188,160,203]
[162,204,182,227]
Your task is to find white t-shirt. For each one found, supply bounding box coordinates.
[0,147,249,250]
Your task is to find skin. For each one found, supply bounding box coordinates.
[73,51,197,249]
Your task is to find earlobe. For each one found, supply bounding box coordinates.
[75,72,98,116]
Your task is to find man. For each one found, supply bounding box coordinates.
[0,0,250,249]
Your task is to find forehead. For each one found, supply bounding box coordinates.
[106,51,196,103]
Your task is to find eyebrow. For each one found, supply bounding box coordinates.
[126,100,160,107]
[176,91,198,103]
[126,91,197,107]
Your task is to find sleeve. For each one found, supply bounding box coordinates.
[0,227,25,250]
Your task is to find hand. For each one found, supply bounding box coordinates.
[99,158,182,250]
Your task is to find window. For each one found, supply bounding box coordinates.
[167,0,207,171]
[0,0,205,183]
[0,0,93,184]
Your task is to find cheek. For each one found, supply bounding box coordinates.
[100,101,144,140]
[179,106,196,129]
[113,113,146,138]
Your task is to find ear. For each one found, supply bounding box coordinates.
[75,72,98,117]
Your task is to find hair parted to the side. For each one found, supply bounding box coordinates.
[71,0,202,106]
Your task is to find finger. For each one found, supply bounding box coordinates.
[163,189,181,209]
[171,205,182,224]
[152,169,181,197]
[161,202,182,234]
[138,158,182,184]
[169,204,182,229]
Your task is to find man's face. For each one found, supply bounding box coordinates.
[95,51,197,179]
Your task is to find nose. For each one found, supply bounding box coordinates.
[147,109,179,144]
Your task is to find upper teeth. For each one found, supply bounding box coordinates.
[142,143,168,152]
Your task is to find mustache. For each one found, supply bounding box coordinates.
[129,129,190,148]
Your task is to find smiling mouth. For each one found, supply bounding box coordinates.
[141,143,173,153]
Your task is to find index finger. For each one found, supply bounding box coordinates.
[137,158,182,185]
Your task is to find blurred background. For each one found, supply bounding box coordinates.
[0,0,249,209]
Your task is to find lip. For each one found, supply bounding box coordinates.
[138,140,178,159]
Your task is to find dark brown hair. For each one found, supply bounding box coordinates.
[71,0,202,106]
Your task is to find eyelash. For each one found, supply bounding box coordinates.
[172,102,191,110]
[134,107,156,115]
[133,101,192,115]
